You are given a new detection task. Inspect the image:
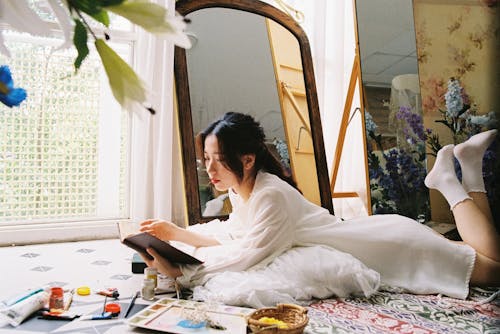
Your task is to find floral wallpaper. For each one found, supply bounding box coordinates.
[415,1,499,119]
[414,0,499,224]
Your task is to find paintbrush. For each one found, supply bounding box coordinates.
[64,289,74,311]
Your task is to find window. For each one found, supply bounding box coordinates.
[0,9,136,240]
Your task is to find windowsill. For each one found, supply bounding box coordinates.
[0,220,128,246]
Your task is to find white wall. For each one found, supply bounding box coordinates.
[186,8,284,141]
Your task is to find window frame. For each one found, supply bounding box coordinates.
[0,20,140,246]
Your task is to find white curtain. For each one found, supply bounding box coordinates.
[129,0,176,222]
[276,0,369,218]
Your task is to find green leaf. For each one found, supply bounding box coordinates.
[91,10,110,27]
[98,0,126,6]
[67,0,101,15]
[73,19,89,72]
[94,39,147,110]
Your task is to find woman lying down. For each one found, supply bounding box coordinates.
[139,112,500,308]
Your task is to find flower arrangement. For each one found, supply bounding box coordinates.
[427,78,497,153]
[427,78,498,217]
[0,0,190,114]
[366,106,430,221]
[367,77,498,222]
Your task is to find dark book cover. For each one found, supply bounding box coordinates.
[118,222,203,265]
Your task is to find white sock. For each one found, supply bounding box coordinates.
[453,129,497,193]
[425,144,471,210]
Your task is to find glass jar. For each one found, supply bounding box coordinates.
[144,267,158,288]
[49,287,64,310]
[141,278,155,301]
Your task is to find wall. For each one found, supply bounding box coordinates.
[414,0,499,222]
[186,8,284,141]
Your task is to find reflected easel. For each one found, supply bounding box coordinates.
[267,17,322,206]
[329,1,371,215]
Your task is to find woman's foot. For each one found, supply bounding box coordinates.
[454,129,497,193]
[425,144,470,209]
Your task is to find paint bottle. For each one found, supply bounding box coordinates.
[49,287,64,310]
[141,278,155,301]
[144,267,158,288]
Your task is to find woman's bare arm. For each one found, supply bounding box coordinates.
[140,219,221,247]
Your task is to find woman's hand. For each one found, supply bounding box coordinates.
[140,219,180,241]
[140,218,221,248]
[139,248,182,279]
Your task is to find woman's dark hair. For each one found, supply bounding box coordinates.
[201,112,298,189]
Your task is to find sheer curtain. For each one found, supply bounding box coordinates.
[129,0,176,222]
[280,0,369,218]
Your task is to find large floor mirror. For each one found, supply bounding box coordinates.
[356,0,430,221]
[174,0,333,224]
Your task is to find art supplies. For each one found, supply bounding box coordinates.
[126,298,253,334]
[64,289,74,311]
[0,291,49,327]
[40,311,80,321]
[96,287,119,299]
[104,303,121,316]
[76,286,90,296]
[124,291,139,318]
[80,312,113,320]
[141,279,155,301]
[49,287,64,311]
[145,267,158,288]
[1,287,45,308]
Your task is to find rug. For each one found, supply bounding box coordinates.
[305,287,500,334]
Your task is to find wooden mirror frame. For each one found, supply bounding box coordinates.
[174,0,333,224]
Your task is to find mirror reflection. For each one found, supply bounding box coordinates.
[185,8,320,217]
[356,0,430,221]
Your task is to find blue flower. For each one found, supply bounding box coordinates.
[444,78,464,118]
[364,111,378,134]
[0,65,27,107]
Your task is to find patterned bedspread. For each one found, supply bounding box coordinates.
[305,287,500,334]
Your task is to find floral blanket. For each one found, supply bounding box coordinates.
[305,287,500,334]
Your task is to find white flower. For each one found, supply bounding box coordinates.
[106,0,191,48]
[47,0,73,51]
[0,0,52,57]
[0,0,75,57]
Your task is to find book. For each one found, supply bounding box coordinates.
[117,222,203,265]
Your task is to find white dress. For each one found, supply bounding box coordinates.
[178,171,475,300]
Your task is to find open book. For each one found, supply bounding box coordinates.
[117,222,203,265]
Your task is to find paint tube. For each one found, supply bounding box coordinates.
[0,287,45,308]
[0,291,49,327]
